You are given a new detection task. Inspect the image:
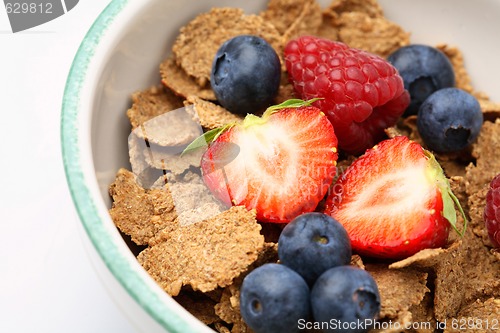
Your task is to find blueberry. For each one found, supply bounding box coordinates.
[311,266,380,333]
[388,44,455,116]
[417,87,483,153]
[210,35,281,115]
[239,263,310,333]
[278,212,352,285]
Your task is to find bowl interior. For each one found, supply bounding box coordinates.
[92,0,500,204]
[73,0,500,331]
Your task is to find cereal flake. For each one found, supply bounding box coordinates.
[126,85,184,129]
[109,168,177,246]
[184,95,242,130]
[160,57,216,100]
[137,206,264,296]
[172,8,282,87]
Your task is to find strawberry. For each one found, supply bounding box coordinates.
[284,36,410,155]
[323,136,466,259]
[191,99,338,223]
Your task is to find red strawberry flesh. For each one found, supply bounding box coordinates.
[324,136,465,259]
[201,102,338,223]
[285,36,410,154]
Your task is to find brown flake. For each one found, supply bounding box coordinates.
[132,103,202,147]
[141,141,203,175]
[172,8,282,87]
[214,323,231,333]
[406,292,436,333]
[479,98,500,121]
[337,12,410,57]
[328,0,384,18]
[449,176,468,211]
[126,85,184,129]
[184,95,242,130]
[108,168,177,246]
[465,120,500,248]
[389,246,452,270]
[350,254,365,269]
[261,0,318,35]
[160,57,216,101]
[444,298,500,333]
[366,264,429,321]
[162,171,226,227]
[317,8,340,41]
[173,290,220,325]
[437,44,474,94]
[468,187,493,247]
[384,126,403,139]
[137,206,264,296]
[432,228,500,322]
[273,83,296,105]
[465,119,500,195]
[261,0,323,44]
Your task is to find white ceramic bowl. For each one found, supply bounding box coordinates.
[62,0,500,332]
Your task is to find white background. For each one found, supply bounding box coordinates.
[0,1,140,332]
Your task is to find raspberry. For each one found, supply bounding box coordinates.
[484,174,500,248]
[284,36,410,154]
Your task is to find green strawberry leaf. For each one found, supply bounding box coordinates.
[262,98,322,119]
[181,123,235,156]
[425,150,467,236]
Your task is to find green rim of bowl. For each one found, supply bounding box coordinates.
[61,1,203,332]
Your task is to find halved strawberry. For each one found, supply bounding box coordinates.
[324,136,466,259]
[196,99,338,223]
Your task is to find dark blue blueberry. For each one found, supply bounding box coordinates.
[311,266,380,333]
[210,35,281,115]
[417,87,483,153]
[278,212,352,285]
[239,263,310,333]
[388,44,455,116]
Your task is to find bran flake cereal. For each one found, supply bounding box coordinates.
[316,8,340,41]
[437,44,475,95]
[444,298,500,333]
[183,96,243,130]
[336,12,410,58]
[172,7,282,87]
[141,142,203,175]
[366,264,429,322]
[107,0,500,331]
[137,206,264,296]
[126,85,184,129]
[163,171,226,226]
[132,103,201,147]
[350,254,365,269]
[173,290,221,326]
[109,168,177,246]
[328,0,384,18]
[261,0,323,46]
[160,57,217,101]
[260,0,321,36]
[466,119,500,249]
